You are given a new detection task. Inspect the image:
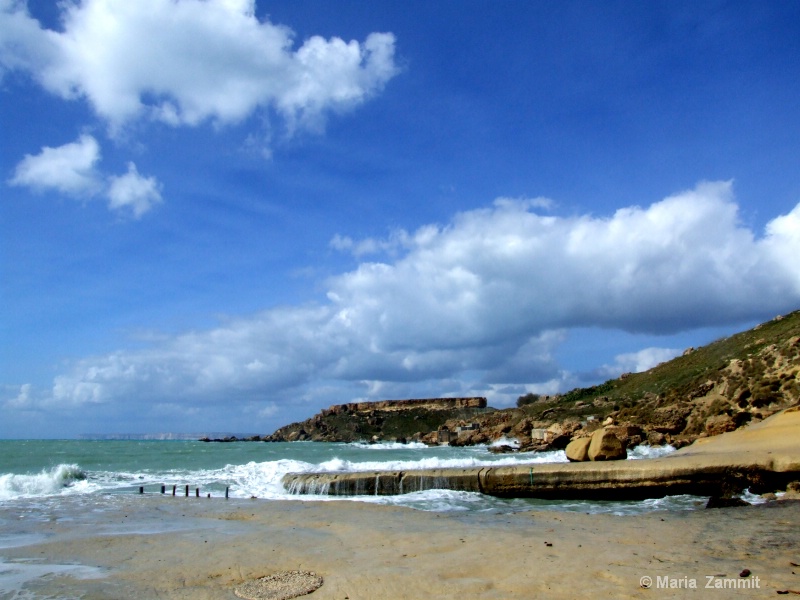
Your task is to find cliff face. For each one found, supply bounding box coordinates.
[321,397,485,416]
[264,397,489,443]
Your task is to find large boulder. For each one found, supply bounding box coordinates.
[587,428,627,461]
[705,414,737,436]
[650,407,688,434]
[565,437,592,462]
[606,424,645,449]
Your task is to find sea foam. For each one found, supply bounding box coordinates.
[0,464,91,501]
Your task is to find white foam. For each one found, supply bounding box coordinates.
[739,488,768,505]
[312,452,567,474]
[347,441,429,450]
[489,437,520,448]
[627,444,676,460]
[0,465,94,501]
[222,450,570,499]
[225,459,315,499]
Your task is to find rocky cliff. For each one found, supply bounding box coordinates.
[263,397,489,443]
[424,311,800,454]
[283,407,800,500]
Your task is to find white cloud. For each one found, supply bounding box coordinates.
[0,0,58,76]
[37,181,800,411]
[9,135,161,218]
[0,0,398,133]
[597,347,682,380]
[330,229,412,258]
[106,162,162,218]
[9,134,102,196]
[4,383,34,410]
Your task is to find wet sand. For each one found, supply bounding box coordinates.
[1,493,799,599]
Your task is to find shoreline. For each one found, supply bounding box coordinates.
[284,408,800,500]
[2,408,799,598]
[1,494,799,599]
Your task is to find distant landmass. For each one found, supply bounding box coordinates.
[78,432,259,441]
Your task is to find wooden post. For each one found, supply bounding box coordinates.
[195,487,199,497]
[172,485,176,496]
[225,486,229,499]
[207,493,210,498]
[161,485,166,494]
[139,486,144,494]
[185,484,189,497]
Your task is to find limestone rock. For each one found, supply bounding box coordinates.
[705,414,737,436]
[782,480,800,500]
[565,437,591,462]
[706,496,750,509]
[510,418,532,437]
[587,428,627,461]
[488,444,516,454]
[606,424,645,449]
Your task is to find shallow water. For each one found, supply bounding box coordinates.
[0,438,702,516]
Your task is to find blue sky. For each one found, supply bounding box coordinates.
[2,0,799,438]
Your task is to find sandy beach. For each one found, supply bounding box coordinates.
[0,490,798,599]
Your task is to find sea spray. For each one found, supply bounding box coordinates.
[0,440,705,515]
[627,445,676,460]
[0,464,89,501]
[347,441,429,450]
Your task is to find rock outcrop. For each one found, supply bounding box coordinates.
[406,311,800,452]
[565,437,591,462]
[321,397,485,415]
[565,428,628,462]
[284,408,800,501]
[587,429,627,461]
[263,397,490,443]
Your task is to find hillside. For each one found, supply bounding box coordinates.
[261,311,800,449]
[263,397,491,442]
[435,310,800,450]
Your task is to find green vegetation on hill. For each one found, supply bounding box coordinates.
[513,310,800,437]
[264,404,492,443]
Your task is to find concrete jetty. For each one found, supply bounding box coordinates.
[282,408,800,500]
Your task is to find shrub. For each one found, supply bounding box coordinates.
[516,393,540,407]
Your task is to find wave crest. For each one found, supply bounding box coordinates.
[0,464,89,501]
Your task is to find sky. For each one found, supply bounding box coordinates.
[1,0,799,438]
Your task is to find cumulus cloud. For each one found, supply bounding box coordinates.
[0,0,58,76]
[37,181,800,411]
[0,0,398,133]
[8,135,161,218]
[9,134,102,196]
[106,162,162,218]
[4,383,34,410]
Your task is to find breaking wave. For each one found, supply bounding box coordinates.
[0,464,91,501]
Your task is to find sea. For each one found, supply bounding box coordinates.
[2,438,773,597]
[0,437,731,517]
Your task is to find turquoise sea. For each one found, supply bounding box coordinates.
[1,438,764,597]
[0,438,710,515]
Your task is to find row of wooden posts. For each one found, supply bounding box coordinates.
[137,484,229,499]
